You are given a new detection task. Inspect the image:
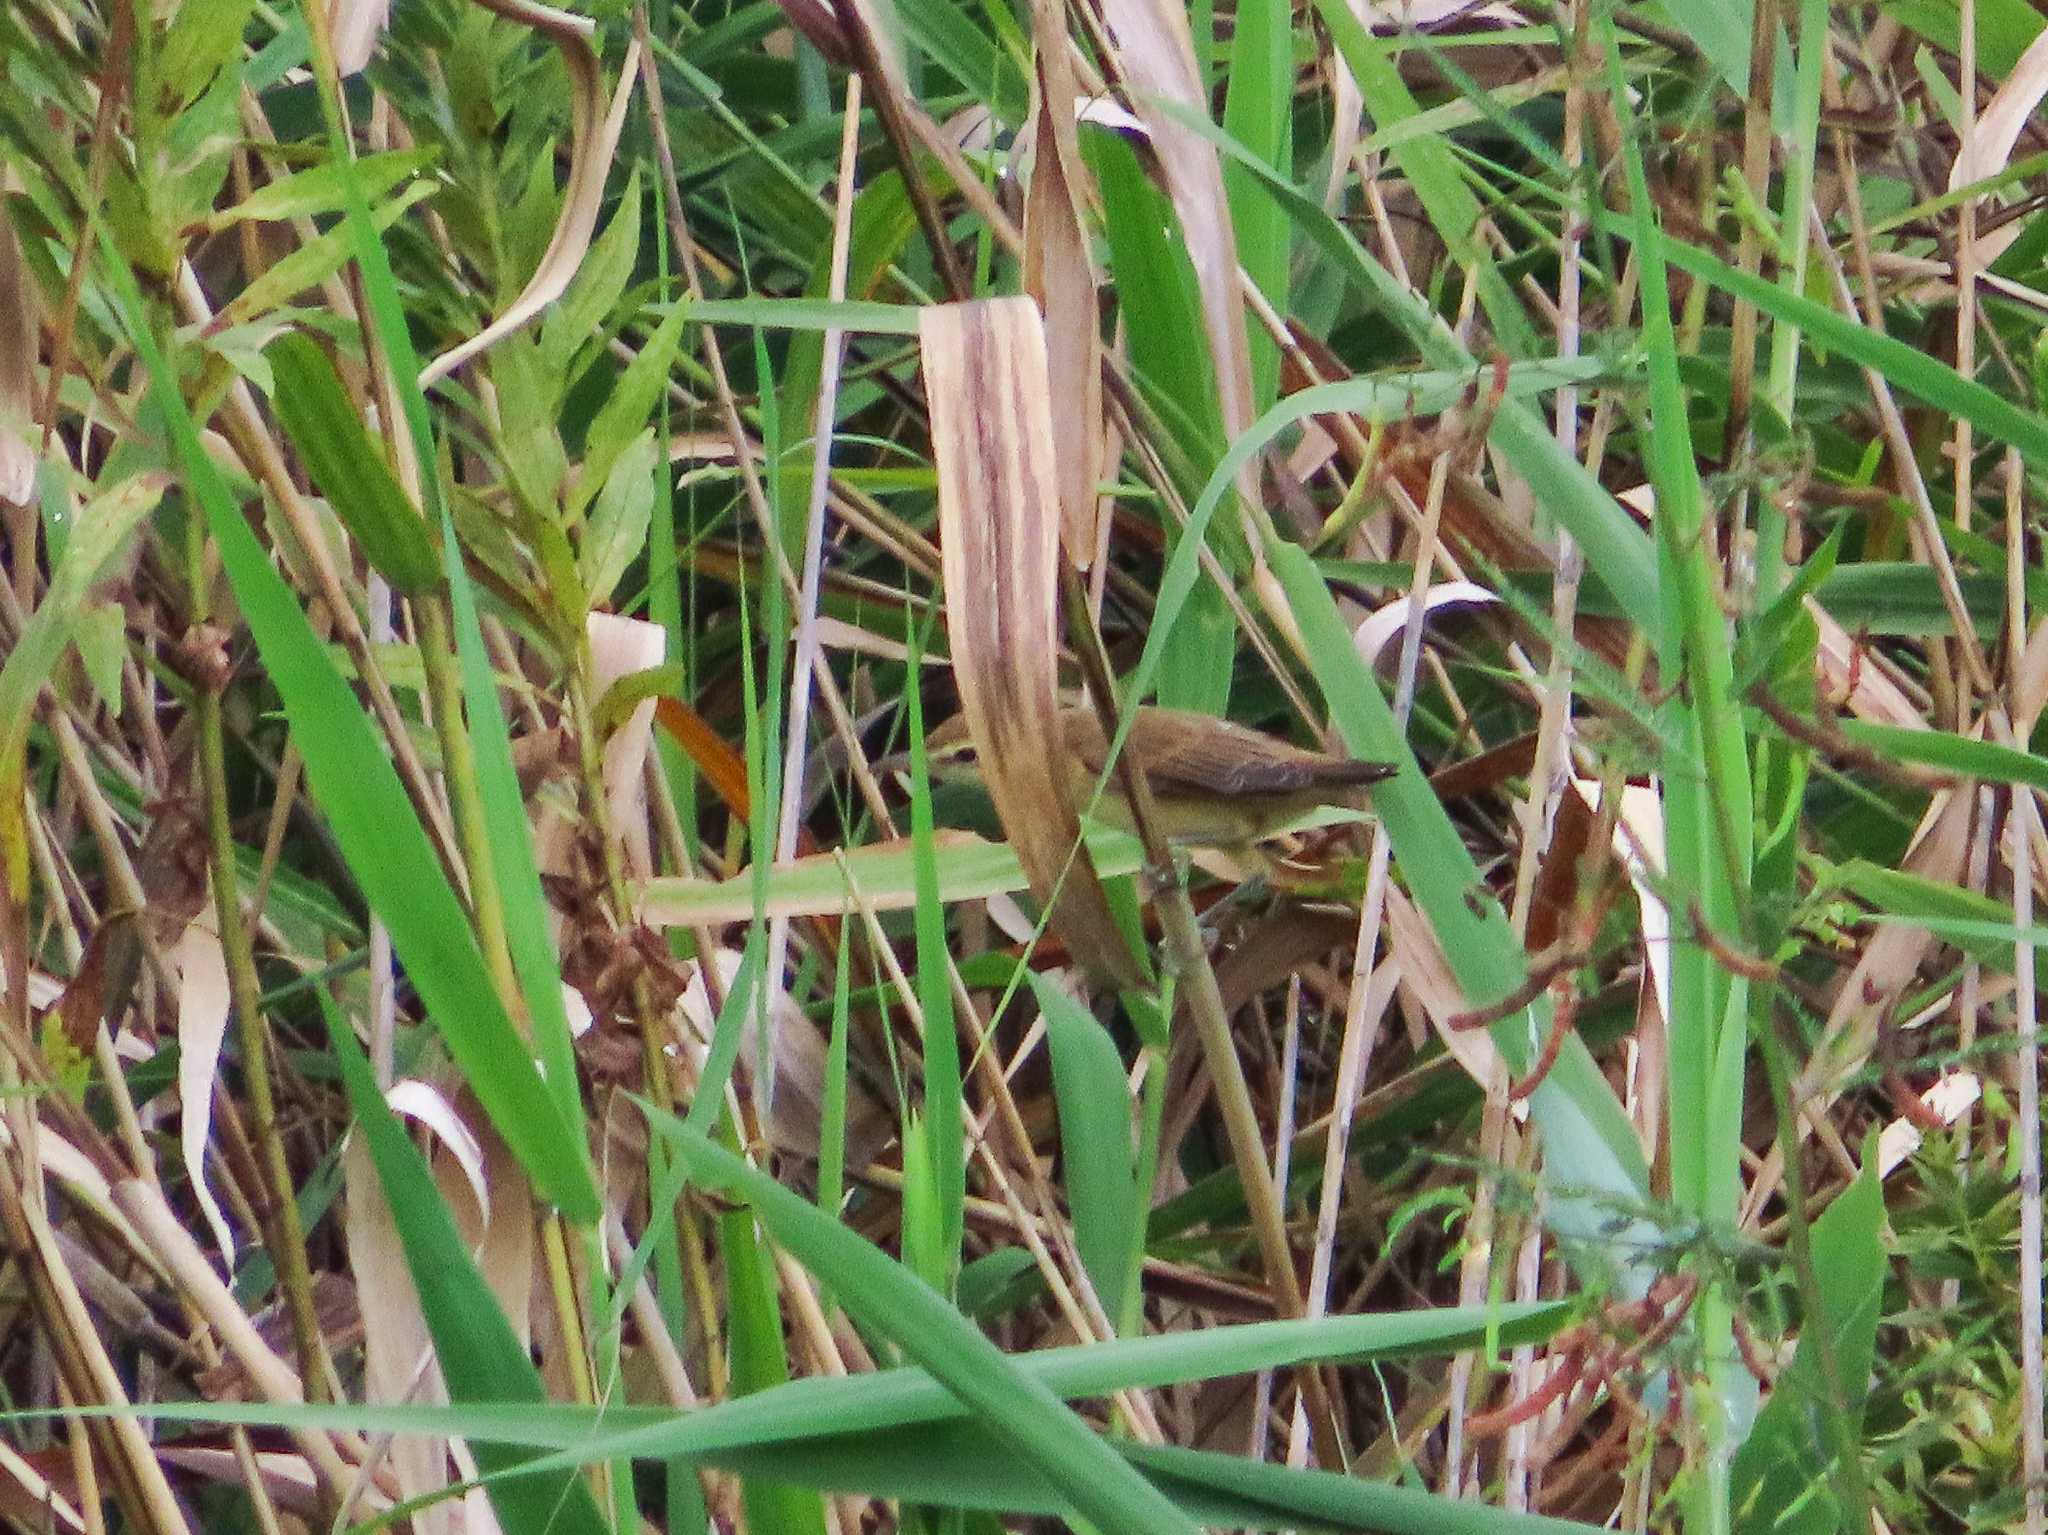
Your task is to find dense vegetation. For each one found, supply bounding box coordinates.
[1,0,2045,1530]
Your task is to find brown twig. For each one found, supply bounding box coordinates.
[1508,980,1580,1102]
[1747,681,1953,791]
[1448,942,1588,1031]
[1688,899,1782,984]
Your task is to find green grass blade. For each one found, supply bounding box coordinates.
[1268,542,1652,1240]
[1730,1151,1884,1533]
[1140,96,1661,630]
[328,137,595,1175]
[98,231,600,1223]
[904,643,963,1294]
[1838,720,2048,792]
[1607,31,1753,1227]
[36,1296,1568,1450]
[1033,971,1140,1328]
[1087,124,1237,714]
[263,333,440,594]
[325,992,610,1535]
[645,1106,1207,1535]
[1622,217,2048,467]
[724,1207,830,1535]
[1221,0,1290,410]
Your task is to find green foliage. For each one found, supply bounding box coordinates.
[7,5,2046,1532]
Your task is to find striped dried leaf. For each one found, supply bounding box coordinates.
[920,298,1144,987]
[1024,8,1104,569]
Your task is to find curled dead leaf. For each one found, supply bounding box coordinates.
[419,20,641,387]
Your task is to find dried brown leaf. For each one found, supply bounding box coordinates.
[172,900,237,1270]
[0,1436,87,1533]
[1352,580,1499,668]
[1808,597,1925,728]
[1024,10,1104,569]
[587,612,665,878]
[920,298,1143,987]
[1384,886,1510,1100]
[342,1136,460,1535]
[1950,23,2048,192]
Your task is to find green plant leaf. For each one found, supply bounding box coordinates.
[1838,719,2048,793]
[265,333,443,595]
[570,304,689,521]
[325,994,609,1535]
[205,148,438,232]
[644,1106,1206,1535]
[99,230,601,1224]
[1033,971,1140,1328]
[1731,1150,1885,1534]
[0,469,164,896]
[578,427,657,609]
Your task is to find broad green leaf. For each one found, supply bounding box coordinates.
[74,601,126,716]
[577,428,657,609]
[205,149,437,232]
[1887,0,2043,77]
[215,181,437,330]
[570,304,689,521]
[1033,971,1141,1328]
[156,0,255,108]
[493,336,569,513]
[545,165,642,366]
[266,333,443,595]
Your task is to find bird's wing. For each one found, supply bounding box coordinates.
[1072,707,1396,797]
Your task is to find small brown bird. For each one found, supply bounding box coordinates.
[924,703,1396,848]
